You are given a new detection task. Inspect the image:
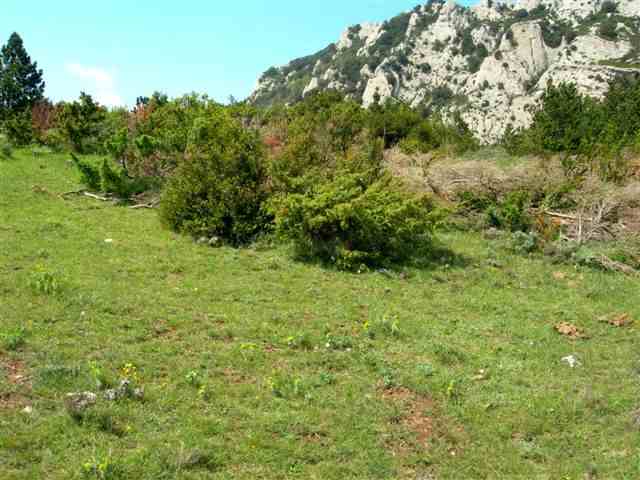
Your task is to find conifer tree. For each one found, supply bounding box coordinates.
[0,32,45,120]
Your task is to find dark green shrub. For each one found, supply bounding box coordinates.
[122,94,209,177]
[71,154,146,199]
[401,113,478,155]
[509,231,540,254]
[530,82,604,154]
[375,12,412,57]
[268,92,375,194]
[368,101,422,148]
[270,172,442,270]
[514,9,529,19]
[71,154,101,191]
[57,93,107,153]
[486,191,531,232]
[100,160,134,199]
[159,107,269,244]
[598,19,618,41]
[602,77,640,140]
[429,86,455,112]
[600,1,617,14]
[3,109,34,146]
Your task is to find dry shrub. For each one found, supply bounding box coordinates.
[384,147,438,191]
[31,101,58,140]
[418,156,566,203]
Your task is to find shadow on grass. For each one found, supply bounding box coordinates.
[283,238,472,274]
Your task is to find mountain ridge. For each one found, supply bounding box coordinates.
[250,0,640,143]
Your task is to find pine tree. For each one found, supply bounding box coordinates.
[0,32,45,120]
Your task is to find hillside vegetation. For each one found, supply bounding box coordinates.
[251,0,640,142]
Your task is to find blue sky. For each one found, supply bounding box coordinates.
[2,1,474,106]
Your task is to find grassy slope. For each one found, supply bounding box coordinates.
[1,150,639,479]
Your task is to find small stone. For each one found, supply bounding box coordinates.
[64,392,97,417]
[22,406,33,414]
[561,355,581,368]
[103,389,121,401]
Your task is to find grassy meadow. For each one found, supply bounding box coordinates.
[1,149,639,479]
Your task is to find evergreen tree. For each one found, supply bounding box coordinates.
[0,32,45,120]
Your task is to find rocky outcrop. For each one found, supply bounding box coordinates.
[250,0,640,143]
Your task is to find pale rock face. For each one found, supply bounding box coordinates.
[569,34,632,63]
[303,77,319,96]
[539,64,621,98]
[362,73,394,107]
[336,30,354,51]
[516,0,601,19]
[473,0,506,20]
[498,23,550,86]
[619,0,640,16]
[252,0,640,143]
[359,22,384,50]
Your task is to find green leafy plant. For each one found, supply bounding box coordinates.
[486,191,532,232]
[364,313,401,339]
[324,333,353,351]
[1,327,27,351]
[81,453,122,480]
[285,332,313,350]
[30,265,62,295]
[88,361,113,390]
[268,373,310,399]
[185,370,201,387]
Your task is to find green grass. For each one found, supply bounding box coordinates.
[1,150,639,479]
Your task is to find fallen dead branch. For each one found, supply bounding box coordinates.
[82,192,111,202]
[544,211,593,222]
[593,254,639,276]
[60,190,112,202]
[129,200,159,210]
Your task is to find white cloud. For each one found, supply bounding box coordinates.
[66,63,123,106]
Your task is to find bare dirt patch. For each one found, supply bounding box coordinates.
[382,387,435,451]
[2,357,30,386]
[0,392,30,410]
[1,357,32,410]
